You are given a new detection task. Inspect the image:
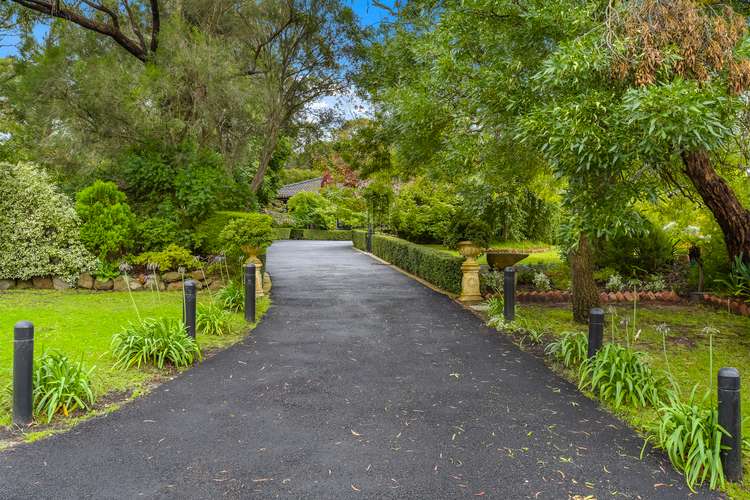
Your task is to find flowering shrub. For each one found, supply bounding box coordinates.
[133,244,197,272]
[0,162,93,281]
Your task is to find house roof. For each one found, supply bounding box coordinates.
[276,177,323,200]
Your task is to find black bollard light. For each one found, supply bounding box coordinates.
[184,280,197,339]
[587,308,604,358]
[718,367,742,482]
[503,267,516,322]
[13,321,34,426]
[366,223,373,253]
[244,264,256,323]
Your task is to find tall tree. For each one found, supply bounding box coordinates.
[3,0,160,61]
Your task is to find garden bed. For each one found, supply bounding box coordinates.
[0,290,269,444]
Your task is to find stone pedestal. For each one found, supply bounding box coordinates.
[459,259,482,303]
[247,256,265,298]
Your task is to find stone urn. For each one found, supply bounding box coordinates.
[457,241,483,303]
[240,245,265,297]
[457,241,482,261]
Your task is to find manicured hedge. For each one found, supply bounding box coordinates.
[352,230,367,250]
[287,229,353,240]
[353,230,463,294]
[272,228,292,240]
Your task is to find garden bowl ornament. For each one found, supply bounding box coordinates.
[485,251,529,271]
[457,241,483,303]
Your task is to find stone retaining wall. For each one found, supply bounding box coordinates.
[0,271,228,292]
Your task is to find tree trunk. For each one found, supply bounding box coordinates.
[570,232,600,323]
[681,150,750,262]
[250,121,281,193]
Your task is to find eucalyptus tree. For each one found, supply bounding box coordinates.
[0,0,362,194]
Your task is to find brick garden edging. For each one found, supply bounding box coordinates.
[516,290,750,317]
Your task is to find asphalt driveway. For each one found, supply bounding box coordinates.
[0,241,712,499]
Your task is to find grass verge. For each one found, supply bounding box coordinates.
[0,289,270,433]
[487,302,750,496]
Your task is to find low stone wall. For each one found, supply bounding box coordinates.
[0,271,228,292]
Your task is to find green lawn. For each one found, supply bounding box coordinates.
[0,290,269,426]
[425,242,562,266]
[507,302,750,494]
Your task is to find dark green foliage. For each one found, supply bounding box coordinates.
[194,211,265,254]
[352,230,367,250]
[216,280,244,313]
[218,214,275,260]
[353,231,463,294]
[545,331,588,368]
[644,389,728,492]
[594,221,675,275]
[136,216,183,253]
[121,143,257,233]
[443,211,492,249]
[196,303,234,336]
[76,180,135,260]
[33,352,96,423]
[111,318,201,369]
[133,244,197,272]
[389,179,457,243]
[579,343,662,409]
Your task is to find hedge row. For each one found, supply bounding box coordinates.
[352,230,463,294]
[274,229,354,240]
[272,228,292,240]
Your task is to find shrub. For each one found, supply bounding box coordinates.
[362,181,393,228]
[194,211,265,254]
[579,343,662,409]
[76,180,136,260]
[352,230,367,250]
[197,303,234,336]
[545,332,588,368]
[0,162,93,281]
[111,318,201,369]
[594,221,675,275]
[605,273,626,292]
[480,269,504,295]
[218,214,275,260]
[644,389,727,492]
[33,352,96,423]
[717,254,750,300]
[443,211,492,249]
[136,216,182,252]
[216,280,244,312]
[353,231,463,294]
[287,191,336,229]
[532,272,552,291]
[133,244,197,272]
[389,179,457,243]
